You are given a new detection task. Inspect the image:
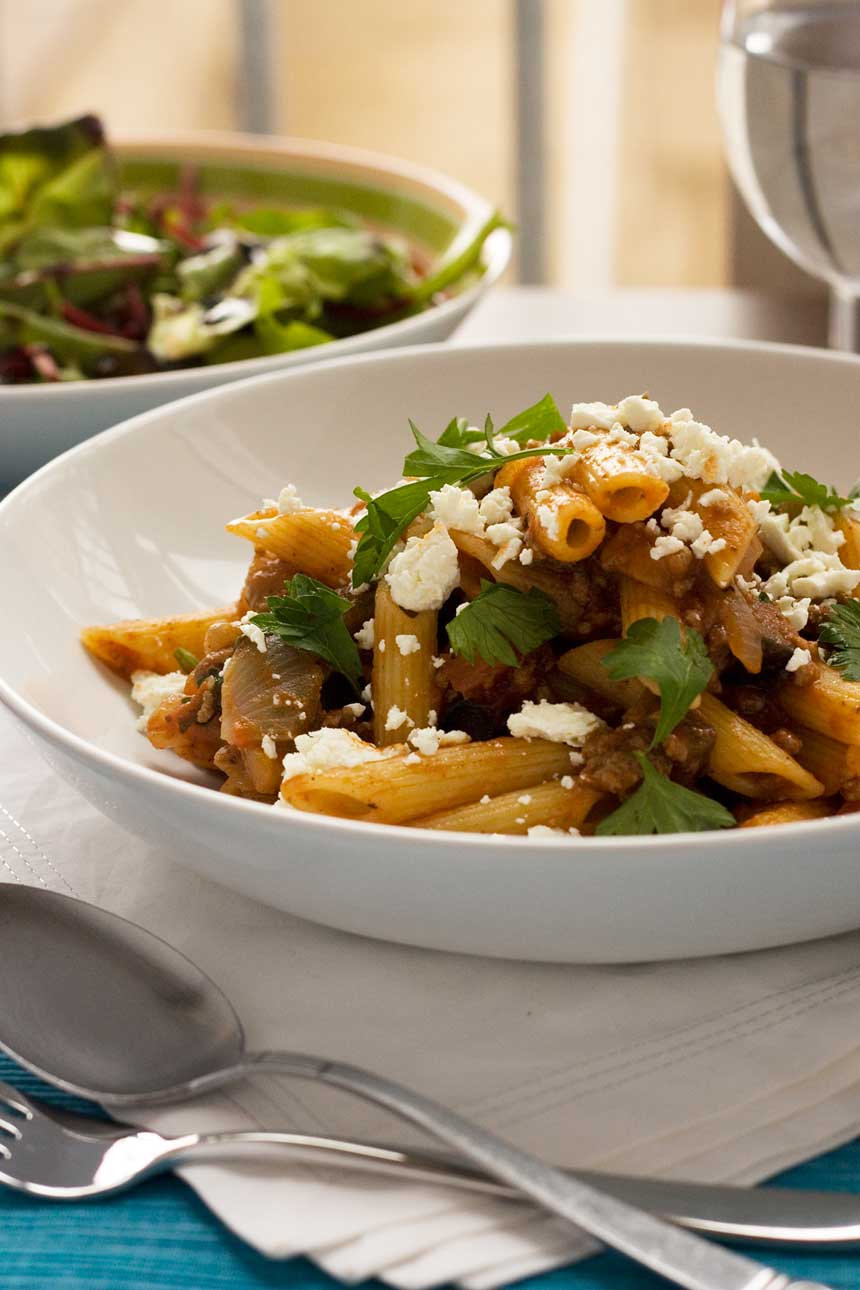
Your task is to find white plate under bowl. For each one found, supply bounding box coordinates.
[2,338,860,963]
[0,132,511,489]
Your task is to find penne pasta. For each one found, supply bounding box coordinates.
[81,606,237,679]
[227,508,354,586]
[838,515,860,595]
[779,663,860,745]
[558,640,645,709]
[792,725,860,796]
[619,577,679,635]
[282,738,576,823]
[371,581,439,745]
[415,779,604,834]
[699,693,825,799]
[573,438,668,523]
[495,459,605,563]
[737,799,832,829]
[449,531,584,629]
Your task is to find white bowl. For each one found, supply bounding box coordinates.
[0,132,511,489]
[2,338,860,963]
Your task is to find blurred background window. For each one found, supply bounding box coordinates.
[0,0,819,297]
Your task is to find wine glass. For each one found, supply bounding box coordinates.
[718,0,860,350]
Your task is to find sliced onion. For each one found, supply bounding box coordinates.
[221,635,324,747]
[720,588,763,675]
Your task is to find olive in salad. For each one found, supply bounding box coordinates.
[0,115,506,383]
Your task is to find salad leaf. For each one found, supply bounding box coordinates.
[447,581,560,667]
[177,236,244,303]
[0,299,138,366]
[601,617,713,749]
[760,468,853,513]
[596,754,735,836]
[819,600,860,680]
[227,207,354,238]
[410,211,509,305]
[0,116,115,253]
[250,574,362,687]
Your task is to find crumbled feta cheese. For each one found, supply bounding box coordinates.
[385,704,412,733]
[277,484,303,514]
[404,752,421,765]
[668,418,778,489]
[130,670,186,732]
[385,522,460,611]
[517,794,532,806]
[616,395,664,433]
[261,734,278,759]
[650,534,686,560]
[354,618,375,650]
[661,499,703,544]
[429,483,483,533]
[507,699,603,745]
[570,428,601,450]
[569,401,616,431]
[774,595,810,631]
[560,775,575,790]
[432,655,446,669]
[540,452,579,487]
[607,421,639,446]
[698,488,727,508]
[478,486,515,526]
[281,728,384,780]
[527,825,577,838]
[519,547,534,565]
[377,639,386,653]
[535,500,560,542]
[395,633,421,656]
[480,794,492,805]
[361,682,373,705]
[343,701,366,718]
[690,531,727,559]
[785,647,812,673]
[408,727,471,756]
[239,611,267,653]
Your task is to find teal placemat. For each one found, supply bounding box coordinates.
[0,1053,857,1289]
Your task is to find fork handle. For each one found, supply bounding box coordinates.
[161,1050,832,1290]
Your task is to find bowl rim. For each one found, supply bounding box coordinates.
[0,128,512,401]
[3,333,860,855]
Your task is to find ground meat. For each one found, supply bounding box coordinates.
[237,551,297,613]
[770,727,803,755]
[438,644,554,709]
[579,711,716,796]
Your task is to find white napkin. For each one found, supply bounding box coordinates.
[5,704,860,1287]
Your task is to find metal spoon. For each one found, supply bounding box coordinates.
[0,887,829,1290]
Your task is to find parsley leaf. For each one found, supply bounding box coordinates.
[496,393,566,444]
[403,420,491,483]
[602,617,713,748]
[437,415,484,448]
[351,480,432,588]
[446,580,560,667]
[819,600,860,681]
[596,754,735,836]
[173,647,199,674]
[760,468,853,513]
[250,573,362,687]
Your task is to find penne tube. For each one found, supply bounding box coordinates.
[227,508,354,587]
[573,439,668,523]
[450,531,584,629]
[779,663,860,745]
[668,479,759,589]
[619,577,680,635]
[415,779,604,834]
[81,606,237,679]
[792,725,860,796]
[599,522,695,593]
[737,799,832,829]
[282,738,575,823]
[699,693,825,799]
[495,460,605,563]
[371,581,439,745]
[838,515,860,595]
[558,639,645,708]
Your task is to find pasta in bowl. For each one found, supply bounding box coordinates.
[82,387,860,839]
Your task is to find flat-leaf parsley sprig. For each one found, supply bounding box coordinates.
[760,468,857,514]
[597,616,731,835]
[351,396,570,587]
[819,600,860,681]
[250,573,362,688]
[447,581,560,668]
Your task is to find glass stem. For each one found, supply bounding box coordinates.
[828,287,860,352]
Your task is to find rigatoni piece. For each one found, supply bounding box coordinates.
[226,508,354,587]
[698,693,825,800]
[619,578,680,635]
[415,779,603,834]
[281,738,575,823]
[669,479,759,589]
[573,438,668,523]
[495,459,605,563]
[81,606,237,679]
[794,725,860,796]
[371,581,439,746]
[558,639,645,708]
[779,663,860,745]
[737,800,832,829]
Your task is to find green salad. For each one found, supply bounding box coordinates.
[0,115,505,384]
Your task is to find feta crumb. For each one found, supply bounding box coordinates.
[377,639,386,653]
[774,595,811,631]
[404,752,421,765]
[519,547,534,565]
[361,682,373,704]
[130,670,186,732]
[343,701,366,718]
[607,421,639,446]
[478,486,515,526]
[408,727,471,756]
[698,487,727,508]
[517,794,532,806]
[281,728,384,780]
[385,522,460,611]
[276,483,303,513]
[650,534,686,560]
[540,452,579,487]
[385,704,413,733]
[668,417,777,489]
[570,428,601,450]
[569,401,616,431]
[616,394,664,433]
[560,775,575,790]
[354,618,375,650]
[507,699,603,745]
[261,734,278,759]
[395,633,421,656]
[432,655,446,669]
[528,825,573,838]
[515,817,526,825]
[785,647,812,673]
[535,500,560,542]
[239,611,267,653]
[429,483,483,533]
[480,794,492,804]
